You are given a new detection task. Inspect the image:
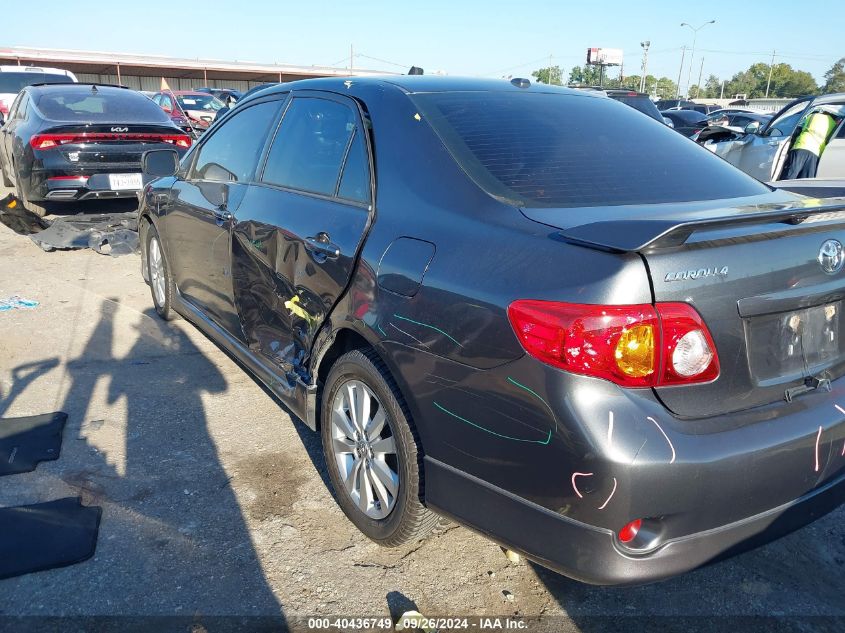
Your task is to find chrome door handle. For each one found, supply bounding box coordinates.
[304,234,341,260]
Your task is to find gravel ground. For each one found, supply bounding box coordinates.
[0,191,843,632]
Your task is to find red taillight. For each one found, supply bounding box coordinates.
[0,100,8,116]
[618,519,642,543]
[507,300,719,387]
[30,133,191,150]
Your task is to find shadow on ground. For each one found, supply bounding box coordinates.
[0,301,286,623]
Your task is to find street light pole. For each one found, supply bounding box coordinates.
[639,41,650,93]
[681,20,715,98]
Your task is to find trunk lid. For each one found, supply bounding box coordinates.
[522,191,845,417]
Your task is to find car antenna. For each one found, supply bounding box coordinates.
[91,85,98,93]
[408,66,424,75]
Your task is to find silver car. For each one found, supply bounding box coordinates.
[702,93,845,180]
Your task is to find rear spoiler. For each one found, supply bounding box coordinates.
[559,202,845,253]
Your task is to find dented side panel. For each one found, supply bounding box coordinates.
[231,184,370,380]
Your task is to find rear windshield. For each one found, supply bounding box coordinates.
[35,88,170,123]
[0,72,72,94]
[608,94,662,122]
[412,91,770,208]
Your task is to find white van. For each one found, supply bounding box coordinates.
[0,65,77,119]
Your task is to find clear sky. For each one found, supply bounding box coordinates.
[7,0,843,86]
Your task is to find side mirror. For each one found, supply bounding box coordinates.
[142,149,180,178]
[744,121,761,134]
[663,116,674,128]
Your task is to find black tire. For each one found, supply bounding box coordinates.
[321,349,438,546]
[146,224,175,320]
[15,168,47,217]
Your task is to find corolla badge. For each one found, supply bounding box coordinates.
[818,239,844,275]
[664,266,728,282]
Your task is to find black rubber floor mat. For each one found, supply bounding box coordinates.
[0,412,67,476]
[0,497,102,580]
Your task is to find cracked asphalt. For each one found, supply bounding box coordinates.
[0,192,843,632]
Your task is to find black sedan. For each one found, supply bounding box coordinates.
[137,76,845,585]
[661,108,709,137]
[0,83,191,216]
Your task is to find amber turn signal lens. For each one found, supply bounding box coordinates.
[614,325,655,378]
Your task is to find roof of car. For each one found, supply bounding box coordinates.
[26,83,128,93]
[241,75,600,104]
[166,90,213,96]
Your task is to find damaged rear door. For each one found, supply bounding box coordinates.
[231,91,373,382]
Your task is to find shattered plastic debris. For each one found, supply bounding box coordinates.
[29,212,140,257]
[0,296,39,312]
[0,194,140,257]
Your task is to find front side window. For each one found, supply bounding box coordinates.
[191,100,280,182]
[261,97,360,198]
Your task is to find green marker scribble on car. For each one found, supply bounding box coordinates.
[393,314,463,347]
[433,401,552,445]
[376,323,387,337]
[507,376,558,431]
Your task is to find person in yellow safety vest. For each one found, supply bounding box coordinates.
[783,108,840,180]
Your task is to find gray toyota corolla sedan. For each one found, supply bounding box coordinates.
[137,76,845,585]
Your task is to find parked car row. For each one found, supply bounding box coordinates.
[135,76,845,587]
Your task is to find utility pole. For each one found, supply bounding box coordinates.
[676,46,686,98]
[681,20,716,97]
[350,44,354,71]
[549,53,554,84]
[765,50,776,98]
[639,41,650,93]
[695,57,704,99]
[720,79,726,99]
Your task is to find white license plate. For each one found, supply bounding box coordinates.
[108,173,143,190]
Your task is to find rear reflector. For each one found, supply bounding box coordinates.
[31,133,191,150]
[48,175,89,183]
[507,300,719,387]
[618,519,642,543]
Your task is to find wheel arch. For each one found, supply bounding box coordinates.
[311,324,426,455]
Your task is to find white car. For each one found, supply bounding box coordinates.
[0,66,77,121]
[701,94,845,181]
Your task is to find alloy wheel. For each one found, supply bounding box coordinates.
[330,379,400,519]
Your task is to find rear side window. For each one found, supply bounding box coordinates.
[35,88,170,123]
[261,97,360,198]
[191,101,281,182]
[413,91,769,208]
[0,72,72,94]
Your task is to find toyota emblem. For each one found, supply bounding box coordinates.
[818,239,844,275]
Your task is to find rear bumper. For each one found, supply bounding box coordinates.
[425,456,845,586]
[31,172,153,202]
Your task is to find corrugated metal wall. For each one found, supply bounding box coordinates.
[76,74,265,92]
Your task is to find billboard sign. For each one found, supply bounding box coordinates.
[587,48,623,66]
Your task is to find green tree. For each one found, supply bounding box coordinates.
[823,57,845,93]
[531,66,563,85]
[724,62,818,98]
[699,74,722,99]
[566,65,604,86]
